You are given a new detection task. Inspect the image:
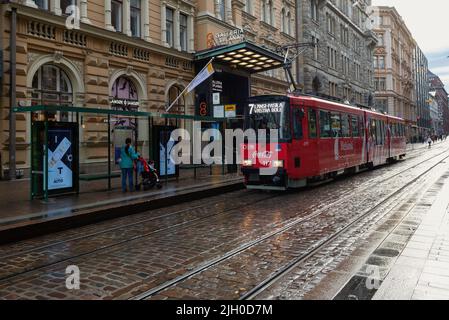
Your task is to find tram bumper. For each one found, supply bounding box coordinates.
[242,168,287,190]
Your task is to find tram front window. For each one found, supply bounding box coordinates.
[247,101,291,141]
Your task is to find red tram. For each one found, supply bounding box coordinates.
[241,95,407,190]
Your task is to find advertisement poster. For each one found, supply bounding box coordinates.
[159,130,176,176]
[46,128,74,191]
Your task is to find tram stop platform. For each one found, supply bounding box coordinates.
[0,170,244,244]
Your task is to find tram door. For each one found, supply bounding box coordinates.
[290,105,305,180]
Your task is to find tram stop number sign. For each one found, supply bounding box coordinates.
[199,102,208,116]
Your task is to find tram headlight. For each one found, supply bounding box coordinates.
[272,160,284,168]
[243,160,253,167]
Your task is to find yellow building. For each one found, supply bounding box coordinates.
[1,0,293,178]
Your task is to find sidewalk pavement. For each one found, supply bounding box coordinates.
[0,170,243,244]
[373,173,449,300]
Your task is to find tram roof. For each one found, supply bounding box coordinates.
[289,95,405,122]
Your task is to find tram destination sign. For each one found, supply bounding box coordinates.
[249,102,285,114]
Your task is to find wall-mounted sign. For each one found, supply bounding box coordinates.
[207,29,244,48]
[225,104,236,118]
[212,80,223,92]
[213,92,221,105]
[215,29,244,46]
[214,105,224,118]
[111,99,140,106]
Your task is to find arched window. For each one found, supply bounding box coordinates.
[286,11,291,35]
[168,85,186,114]
[32,64,73,106]
[111,76,139,128]
[31,64,73,121]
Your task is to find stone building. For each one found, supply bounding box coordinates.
[428,71,449,135]
[0,0,294,178]
[370,6,417,140]
[414,45,430,137]
[296,0,377,107]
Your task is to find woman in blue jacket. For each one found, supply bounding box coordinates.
[119,138,138,192]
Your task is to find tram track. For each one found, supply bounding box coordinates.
[0,190,262,259]
[240,154,449,300]
[130,147,449,300]
[0,191,278,283]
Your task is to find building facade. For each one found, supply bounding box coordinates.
[371,6,417,141]
[1,0,294,178]
[428,92,440,135]
[414,45,430,137]
[428,71,449,135]
[297,0,377,107]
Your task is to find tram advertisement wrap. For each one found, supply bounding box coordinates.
[46,128,74,191]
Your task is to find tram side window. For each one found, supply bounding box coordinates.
[376,120,384,145]
[330,112,341,138]
[292,108,304,139]
[370,119,376,142]
[319,110,332,138]
[308,108,318,138]
[351,115,360,137]
[341,114,351,137]
[359,117,366,137]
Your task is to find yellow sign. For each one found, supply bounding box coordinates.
[225,104,236,118]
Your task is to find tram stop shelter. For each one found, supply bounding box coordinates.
[13,105,235,202]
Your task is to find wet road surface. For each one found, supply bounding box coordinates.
[1,141,449,300]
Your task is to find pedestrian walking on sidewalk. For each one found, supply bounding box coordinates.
[119,138,139,192]
[427,136,432,148]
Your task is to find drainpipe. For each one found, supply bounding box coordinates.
[9,7,17,180]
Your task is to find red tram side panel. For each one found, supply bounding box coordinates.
[241,95,407,190]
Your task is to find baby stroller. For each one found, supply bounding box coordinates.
[135,157,162,191]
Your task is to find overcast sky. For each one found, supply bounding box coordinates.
[372,0,449,91]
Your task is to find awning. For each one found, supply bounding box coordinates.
[194,41,284,74]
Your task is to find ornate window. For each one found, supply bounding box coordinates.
[111,0,123,32]
[244,0,252,14]
[32,64,73,106]
[168,85,186,114]
[31,64,73,121]
[180,13,188,52]
[130,0,141,37]
[34,0,49,10]
[311,0,319,22]
[111,76,139,128]
[166,7,174,47]
[61,0,75,15]
[217,0,225,20]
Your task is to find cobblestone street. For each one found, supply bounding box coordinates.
[1,141,449,300]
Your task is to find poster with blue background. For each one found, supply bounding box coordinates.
[46,128,74,190]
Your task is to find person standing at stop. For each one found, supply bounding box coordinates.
[119,138,138,192]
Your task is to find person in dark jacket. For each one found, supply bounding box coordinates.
[119,138,138,192]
